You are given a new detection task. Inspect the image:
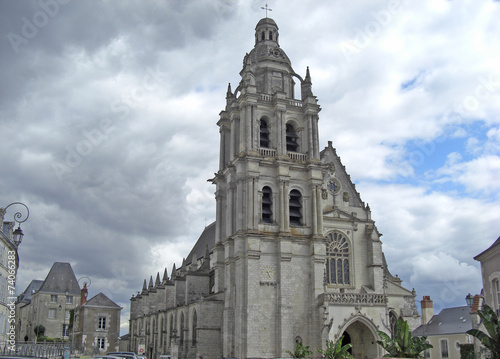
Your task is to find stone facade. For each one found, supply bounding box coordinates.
[129,17,419,359]
[73,292,122,355]
[0,210,20,343]
[474,236,500,312]
[17,262,81,341]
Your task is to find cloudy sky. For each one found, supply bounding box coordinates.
[1,0,499,334]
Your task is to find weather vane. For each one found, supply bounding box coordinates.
[261,2,272,18]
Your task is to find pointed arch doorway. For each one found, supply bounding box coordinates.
[340,319,379,359]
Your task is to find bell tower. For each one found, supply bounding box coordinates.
[211,17,326,358]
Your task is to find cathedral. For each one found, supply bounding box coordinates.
[129,17,419,359]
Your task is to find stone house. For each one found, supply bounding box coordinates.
[413,296,477,359]
[17,262,81,341]
[129,17,420,359]
[73,291,122,355]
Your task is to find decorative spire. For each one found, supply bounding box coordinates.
[171,264,177,280]
[180,258,187,274]
[189,253,198,271]
[199,245,211,271]
[141,279,147,294]
[305,66,311,83]
[162,268,169,283]
[148,276,154,289]
[155,272,161,287]
[301,66,313,100]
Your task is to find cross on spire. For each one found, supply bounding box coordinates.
[261,2,272,18]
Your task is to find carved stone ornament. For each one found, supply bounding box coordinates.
[269,47,285,58]
[327,177,341,195]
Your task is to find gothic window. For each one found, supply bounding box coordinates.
[192,310,197,345]
[289,190,302,226]
[260,119,270,148]
[286,123,299,152]
[180,312,185,346]
[169,314,174,348]
[325,232,351,285]
[262,186,273,223]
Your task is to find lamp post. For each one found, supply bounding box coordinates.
[2,202,30,246]
[466,293,474,308]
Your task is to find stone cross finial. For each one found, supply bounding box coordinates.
[261,2,272,17]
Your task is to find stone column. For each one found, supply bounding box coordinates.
[312,185,318,235]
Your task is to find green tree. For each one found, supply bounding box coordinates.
[376,317,432,358]
[317,336,355,359]
[466,304,500,359]
[34,324,45,338]
[286,341,313,358]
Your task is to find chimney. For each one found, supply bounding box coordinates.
[470,294,484,313]
[421,295,434,325]
[80,282,88,305]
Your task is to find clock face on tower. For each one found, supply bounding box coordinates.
[261,264,275,280]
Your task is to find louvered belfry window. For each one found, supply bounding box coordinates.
[262,186,273,223]
[286,124,298,152]
[260,120,270,148]
[289,189,302,226]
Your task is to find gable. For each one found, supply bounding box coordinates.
[84,292,121,309]
[320,141,365,209]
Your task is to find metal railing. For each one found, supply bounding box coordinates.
[0,341,68,358]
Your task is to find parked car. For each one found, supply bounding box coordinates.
[106,352,138,359]
[93,356,124,359]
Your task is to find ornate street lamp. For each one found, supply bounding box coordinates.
[3,202,30,246]
[466,293,474,308]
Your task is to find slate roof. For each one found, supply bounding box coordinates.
[186,221,215,265]
[413,306,472,336]
[17,279,44,304]
[38,262,81,294]
[82,292,121,309]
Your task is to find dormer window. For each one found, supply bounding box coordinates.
[286,124,299,152]
[260,120,270,148]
